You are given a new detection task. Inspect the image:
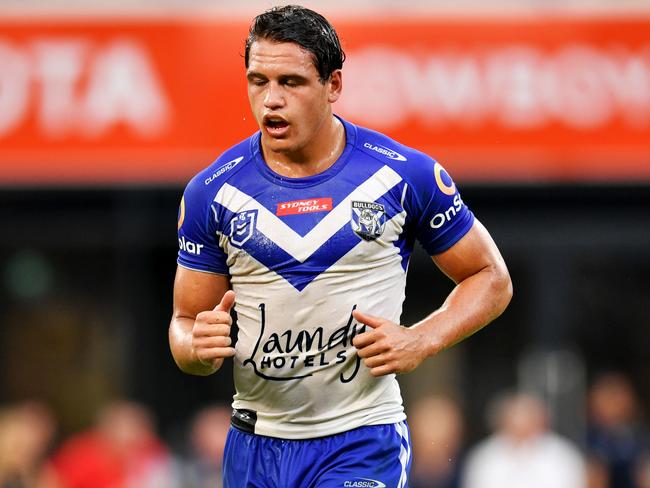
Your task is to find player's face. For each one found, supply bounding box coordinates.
[246,39,342,157]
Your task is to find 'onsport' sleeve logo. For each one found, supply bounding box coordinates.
[434,162,456,196]
[177,196,186,230]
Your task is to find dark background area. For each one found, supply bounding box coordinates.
[2,183,648,444]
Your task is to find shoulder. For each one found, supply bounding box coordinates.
[351,122,443,186]
[350,121,461,206]
[183,135,257,204]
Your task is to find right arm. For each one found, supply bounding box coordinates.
[169,266,235,376]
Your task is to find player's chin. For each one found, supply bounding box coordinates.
[262,135,295,153]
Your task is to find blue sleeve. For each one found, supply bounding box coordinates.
[177,176,229,275]
[408,158,475,255]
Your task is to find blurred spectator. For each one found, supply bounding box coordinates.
[461,391,585,488]
[585,455,610,488]
[41,400,176,488]
[587,372,650,488]
[176,404,231,488]
[636,454,650,488]
[0,401,56,488]
[409,395,465,488]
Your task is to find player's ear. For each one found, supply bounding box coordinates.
[327,69,342,103]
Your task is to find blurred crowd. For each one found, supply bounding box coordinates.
[0,372,647,488]
[409,372,650,488]
[0,401,230,488]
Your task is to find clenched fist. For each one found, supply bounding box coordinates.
[191,290,237,370]
[352,309,430,377]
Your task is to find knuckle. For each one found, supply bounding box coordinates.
[375,342,389,354]
[192,326,208,339]
[364,358,377,369]
[195,311,211,322]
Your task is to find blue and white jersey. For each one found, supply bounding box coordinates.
[177,117,474,439]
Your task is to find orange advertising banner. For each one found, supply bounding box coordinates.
[0,16,649,184]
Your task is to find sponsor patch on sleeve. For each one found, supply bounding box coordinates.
[177,196,186,230]
[434,162,456,196]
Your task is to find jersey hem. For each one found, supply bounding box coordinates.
[230,415,408,441]
[235,408,407,440]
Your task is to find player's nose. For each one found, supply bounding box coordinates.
[263,82,285,109]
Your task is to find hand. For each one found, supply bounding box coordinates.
[191,290,236,370]
[352,310,430,377]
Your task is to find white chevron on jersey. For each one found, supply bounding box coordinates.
[177,117,477,439]
[214,165,403,262]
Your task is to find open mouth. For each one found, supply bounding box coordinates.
[265,118,288,129]
[263,115,289,136]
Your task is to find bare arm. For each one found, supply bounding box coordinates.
[169,266,235,376]
[352,219,512,376]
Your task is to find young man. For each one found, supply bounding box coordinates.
[170,5,512,487]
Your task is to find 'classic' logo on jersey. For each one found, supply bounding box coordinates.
[276,198,333,216]
[229,210,257,247]
[344,479,387,488]
[363,142,407,161]
[204,156,244,185]
[351,201,386,241]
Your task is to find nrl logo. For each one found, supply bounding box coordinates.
[229,210,257,248]
[351,201,386,241]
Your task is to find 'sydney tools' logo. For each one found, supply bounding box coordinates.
[351,201,386,241]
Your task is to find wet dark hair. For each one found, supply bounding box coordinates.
[244,5,345,82]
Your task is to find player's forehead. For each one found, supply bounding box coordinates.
[246,39,318,77]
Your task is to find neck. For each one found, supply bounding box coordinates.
[262,116,345,178]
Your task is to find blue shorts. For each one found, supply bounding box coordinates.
[222,421,412,488]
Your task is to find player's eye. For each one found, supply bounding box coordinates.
[248,77,267,86]
[282,77,303,87]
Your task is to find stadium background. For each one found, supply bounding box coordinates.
[1,0,649,480]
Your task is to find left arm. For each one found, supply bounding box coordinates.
[352,219,512,377]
